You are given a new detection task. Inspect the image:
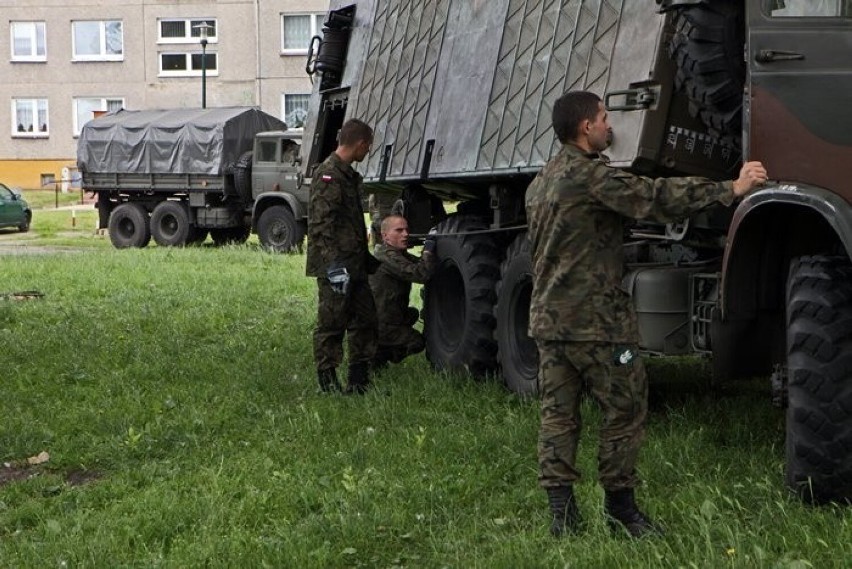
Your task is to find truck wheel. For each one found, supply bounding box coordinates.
[211,227,250,246]
[233,151,253,201]
[423,216,500,376]
[495,233,538,395]
[667,0,745,139]
[258,205,303,252]
[150,201,191,247]
[108,203,150,249]
[186,228,208,246]
[785,255,852,504]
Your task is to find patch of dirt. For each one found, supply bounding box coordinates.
[0,465,103,488]
[0,464,40,486]
[65,469,103,487]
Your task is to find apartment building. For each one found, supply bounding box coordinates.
[1,0,328,189]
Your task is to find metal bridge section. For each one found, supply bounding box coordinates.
[478,0,624,171]
[347,0,632,181]
[352,0,450,179]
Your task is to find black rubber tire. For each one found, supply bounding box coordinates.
[18,212,31,233]
[667,0,745,139]
[233,151,253,202]
[785,255,852,504]
[494,233,538,396]
[423,216,500,376]
[150,201,191,247]
[257,205,304,252]
[108,203,151,249]
[211,226,250,246]
[185,227,208,246]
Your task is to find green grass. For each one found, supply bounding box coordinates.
[0,246,849,567]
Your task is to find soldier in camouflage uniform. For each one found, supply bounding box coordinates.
[369,214,437,368]
[306,119,380,395]
[526,91,767,538]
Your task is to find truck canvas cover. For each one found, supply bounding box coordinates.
[77,107,286,176]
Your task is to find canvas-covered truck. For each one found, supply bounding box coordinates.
[301,0,852,503]
[78,107,307,251]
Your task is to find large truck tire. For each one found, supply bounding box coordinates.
[108,203,151,249]
[785,255,852,504]
[423,216,500,376]
[494,233,538,396]
[211,226,250,246]
[233,151,253,201]
[257,205,304,252]
[667,0,745,139]
[150,201,191,247]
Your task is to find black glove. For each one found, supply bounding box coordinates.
[326,263,350,295]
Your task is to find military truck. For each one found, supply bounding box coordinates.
[301,0,852,503]
[78,107,307,251]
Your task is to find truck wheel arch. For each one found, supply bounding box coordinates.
[717,188,852,381]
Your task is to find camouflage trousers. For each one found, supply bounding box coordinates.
[536,340,648,491]
[313,278,378,371]
[376,327,425,364]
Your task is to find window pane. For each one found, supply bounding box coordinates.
[191,53,217,71]
[770,0,845,16]
[35,23,46,55]
[37,100,48,132]
[105,21,123,55]
[107,99,123,112]
[74,21,101,55]
[161,53,187,71]
[257,141,278,162]
[285,94,310,128]
[282,15,310,50]
[161,21,185,38]
[76,99,100,132]
[190,20,216,39]
[15,102,33,132]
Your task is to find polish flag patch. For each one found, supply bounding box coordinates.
[321,175,334,182]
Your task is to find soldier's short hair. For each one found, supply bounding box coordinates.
[381,214,406,234]
[339,119,373,147]
[552,91,602,144]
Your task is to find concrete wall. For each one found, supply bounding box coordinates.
[1,0,327,189]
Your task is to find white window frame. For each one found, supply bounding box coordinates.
[11,98,49,138]
[72,20,124,61]
[11,21,47,62]
[73,97,125,136]
[280,13,324,55]
[158,52,219,77]
[281,93,311,130]
[157,18,218,44]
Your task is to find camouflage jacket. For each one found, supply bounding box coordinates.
[369,244,435,329]
[525,143,735,342]
[306,153,373,280]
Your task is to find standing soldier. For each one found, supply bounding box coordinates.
[526,91,767,537]
[306,119,379,395]
[369,214,436,368]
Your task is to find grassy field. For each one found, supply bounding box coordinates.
[1,219,850,567]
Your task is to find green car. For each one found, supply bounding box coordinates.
[0,183,32,232]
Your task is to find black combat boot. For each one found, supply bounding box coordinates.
[344,361,370,395]
[316,368,341,393]
[547,486,581,537]
[604,488,663,538]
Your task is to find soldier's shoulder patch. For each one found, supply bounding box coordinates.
[320,174,334,183]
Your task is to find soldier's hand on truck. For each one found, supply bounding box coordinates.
[423,228,438,255]
[732,161,769,197]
